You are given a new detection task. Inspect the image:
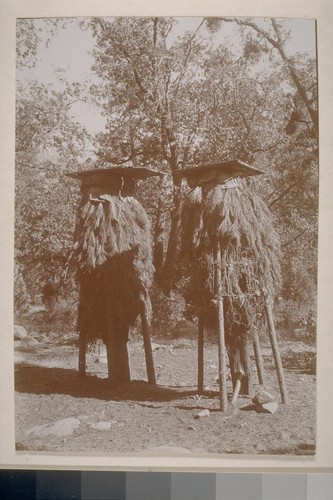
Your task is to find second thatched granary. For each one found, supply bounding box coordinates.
[177,160,288,411]
[66,166,163,384]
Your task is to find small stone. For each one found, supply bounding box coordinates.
[188,425,196,431]
[90,421,112,431]
[194,409,210,419]
[151,343,162,351]
[252,390,276,405]
[25,418,80,438]
[255,402,279,414]
[14,325,28,340]
[22,336,39,347]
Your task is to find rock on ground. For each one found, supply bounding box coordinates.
[25,417,81,438]
[252,390,276,405]
[90,421,112,431]
[255,402,279,414]
[14,325,28,340]
[194,409,210,419]
[21,336,39,347]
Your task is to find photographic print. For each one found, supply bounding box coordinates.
[14,16,318,457]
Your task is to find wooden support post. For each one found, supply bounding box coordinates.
[78,329,86,377]
[253,331,266,386]
[214,240,228,412]
[106,338,113,382]
[265,295,288,404]
[198,315,204,394]
[241,336,252,396]
[231,377,242,406]
[141,301,156,385]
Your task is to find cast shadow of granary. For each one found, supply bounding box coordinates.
[15,363,197,403]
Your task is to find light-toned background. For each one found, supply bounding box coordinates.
[0,0,332,471]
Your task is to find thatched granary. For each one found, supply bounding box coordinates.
[177,160,286,410]
[66,166,163,384]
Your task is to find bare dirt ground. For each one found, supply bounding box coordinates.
[14,330,316,456]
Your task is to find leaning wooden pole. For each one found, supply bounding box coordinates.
[140,301,156,385]
[253,331,266,385]
[198,315,204,394]
[214,240,228,412]
[264,295,288,403]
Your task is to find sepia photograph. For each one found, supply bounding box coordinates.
[14,16,318,457]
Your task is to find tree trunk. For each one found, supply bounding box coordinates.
[106,307,131,383]
[153,200,166,278]
[160,185,181,295]
[107,334,131,383]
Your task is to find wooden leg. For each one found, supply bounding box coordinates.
[240,336,251,396]
[265,296,288,404]
[78,288,87,377]
[231,376,242,406]
[140,301,156,385]
[241,375,251,396]
[106,337,113,381]
[198,315,204,394]
[253,331,266,385]
[78,328,87,377]
[214,240,228,412]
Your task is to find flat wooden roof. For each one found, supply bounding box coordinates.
[65,166,164,181]
[175,160,264,180]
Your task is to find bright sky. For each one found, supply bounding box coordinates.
[17,17,317,136]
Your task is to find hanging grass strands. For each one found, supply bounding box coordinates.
[178,160,285,410]
[66,166,163,385]
[183,181,281,327]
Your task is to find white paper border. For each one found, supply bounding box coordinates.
[1,0,332,471]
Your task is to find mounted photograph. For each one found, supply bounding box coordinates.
[14,16,318,456]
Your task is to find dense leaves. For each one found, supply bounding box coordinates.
[15,79,91,316]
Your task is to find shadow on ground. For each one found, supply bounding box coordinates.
[15,362,201,402]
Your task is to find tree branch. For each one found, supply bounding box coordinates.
[269,180,300,208]
[221,17,318,129]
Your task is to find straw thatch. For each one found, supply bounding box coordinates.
[73,193,154,345]
[181,178,281,334]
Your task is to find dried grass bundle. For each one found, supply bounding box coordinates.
[73,195,154,343]
[181,179,281,329]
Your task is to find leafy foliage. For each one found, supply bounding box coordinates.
[15,79,91,315]
[15,17,318,338]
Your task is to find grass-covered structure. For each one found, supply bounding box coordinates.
[178,160,287,411]
[66,166,163,384]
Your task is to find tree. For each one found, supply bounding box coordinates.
[15,16,318,334]
[207,17,318,133]
[15,79,92,315]
[90,18,290,289]
[89,16,318,332]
